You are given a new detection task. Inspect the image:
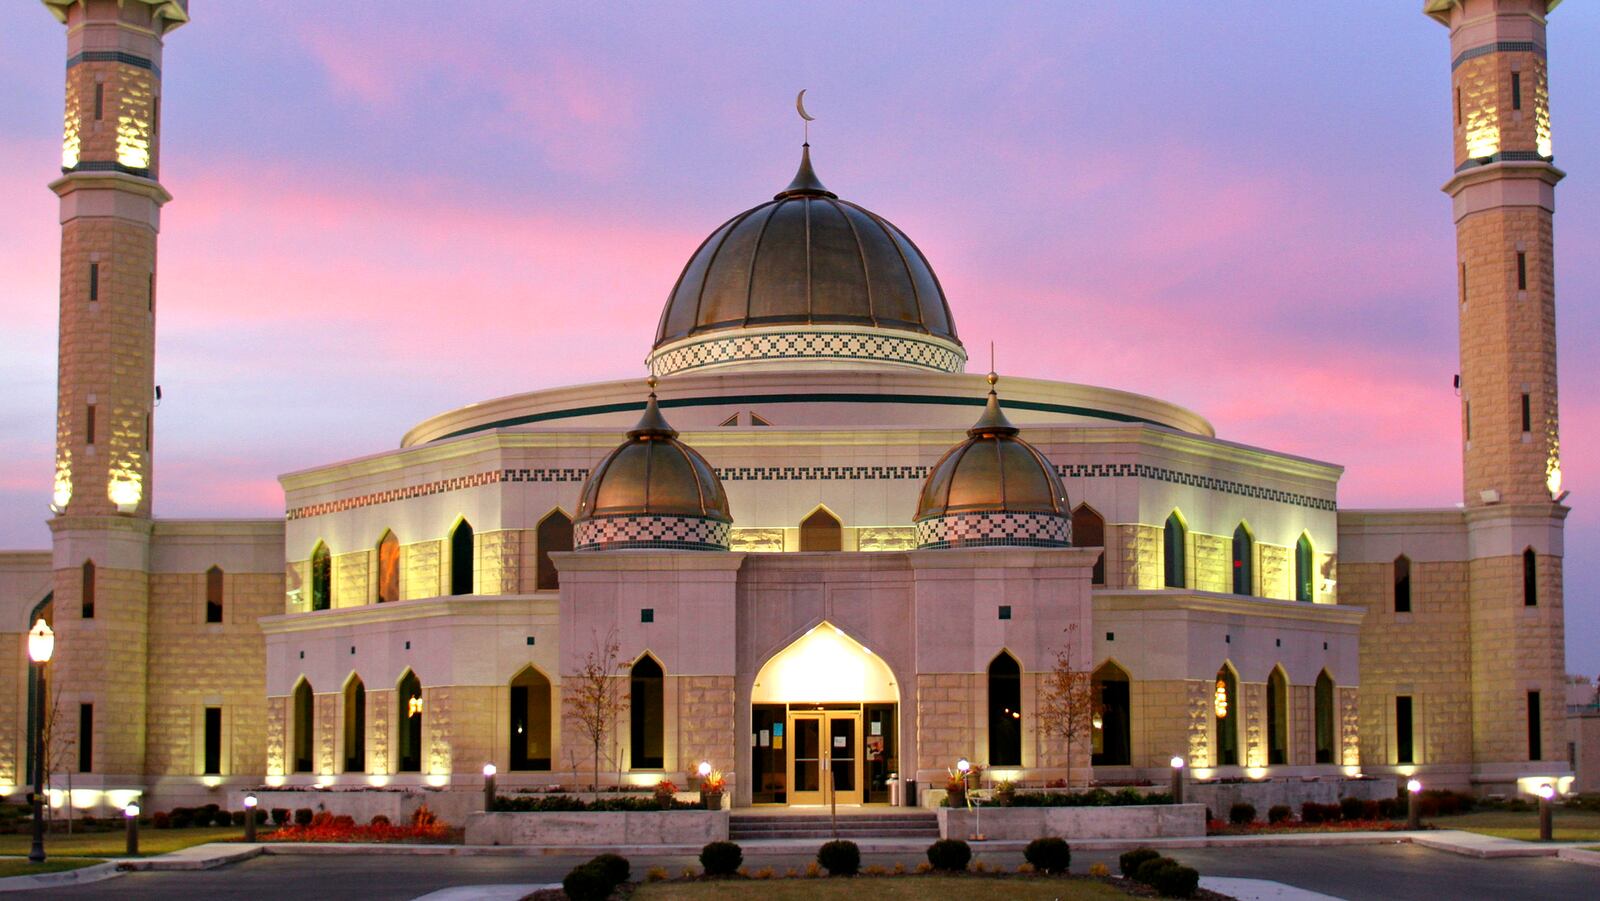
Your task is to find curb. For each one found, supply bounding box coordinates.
[1555,848,1600,868]
[121,844,267,870]
[0,861,124,893]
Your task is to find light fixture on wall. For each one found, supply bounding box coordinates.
[1213,680,1229,719]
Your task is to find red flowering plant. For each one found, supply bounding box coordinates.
[265,804,452,843]
[654,779,678,809]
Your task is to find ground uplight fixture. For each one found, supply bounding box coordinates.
[243,793,259,842]
[1537,783,1555,841]
[483,762,498,812]
[1169,756,1186,804]
[1406,779,1422,830]
[125,802,140,855]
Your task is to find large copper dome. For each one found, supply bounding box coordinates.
[652,146,962,362]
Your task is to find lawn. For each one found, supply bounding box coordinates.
[632,875,1130,900]
[0,857,105,878]
[1432,808,1600,842]
[0,826,252,858]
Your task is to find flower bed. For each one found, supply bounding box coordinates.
[492,794,703,812]
[265,807,453,843]
[941,786,1173,808]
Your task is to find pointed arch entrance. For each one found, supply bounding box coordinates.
[750,623,899,806]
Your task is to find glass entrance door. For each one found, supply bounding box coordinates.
[786,711,861,805]
[789,714,825,805]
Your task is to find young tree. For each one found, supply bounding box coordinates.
[38,681,77,831]
[1036,622,1095,790]
[568,629,625,795]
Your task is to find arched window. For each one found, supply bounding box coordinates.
[1092,661,1132,766]
[1215,664,1239,766]
[1314,671,1336,764]
[536,510,573,591]
[510,666,553,771]
[1267,667,1289,765]
[1294,535,1313,602]
[630,655,665,769]
[376,531,400,603]
[449,519,474,596]
[206,565,224,623]
[1163,513,1186,588]
[1523,548,1538,607]
[81,560,96,619]
[1393,555,1411,613]
[1231,524,1254,596]
[292,679,314,774]
[1072,504,1106,585]
[801,508,842,552]
[310,543,331,611]
[987,652,1022,766]
[343,676,366,773]
[397,671,423,773]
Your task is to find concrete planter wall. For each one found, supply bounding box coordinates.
[464,810,729,846]
[937,803,1205,840]
[238,789,480,826]
[1185,777,1397,820]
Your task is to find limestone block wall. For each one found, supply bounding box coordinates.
[314,693,337,775]
[677,676,735,777]
[1242,682,1266,768]
[50,546,150,778]
[1259,544,1289,600]
[1192,534,1228,593]
[1468,551,1566,764]
[1291,684,1313,766]
[1117,524,1160,590]
[334,551,368,608]
[916,673,975,772]
[265,696,285,777]
[404,540,441,600]
[1128,680,1192,766]
[425,686,496,776]
[0,634,21,787]
[367,688,392,775]
[1339,687,1360,767]
[479,530,523,595]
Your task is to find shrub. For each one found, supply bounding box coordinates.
[1228,802,1257,825]
[926,839,971,872]
[1377,798,1401,820]
[1149,862,1201,897]
[1300,801,1327,824]
[271,808,290,826]
[231,810,246,827]
[369,814,391,827]
[1340,797,1368,822]
[1267,805,1293,824]
[700,840,743,876]
[588,853,630,886]
[1088,862,1110,877]
[1120,847,1162,878]
[216,809,236,827]
[152,811,171,830]
[294,808,314,826]
[170,809,194,829]
[1023,837,1071,874]
[561,863,612,901]
[645,867,669,882]
[817,839,860,876]
[1134,855,1179,885]
[491,794,699,812]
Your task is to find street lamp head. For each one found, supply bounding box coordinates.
[1170,756,1185,769]
[1536,783,1555,800]
[956,758,971,774]
[697,761,713,778]
[1407,779,1422,794]
[243,793,258,809]
[124,802,140,818]
[482,763,497,778]
[27,619,54,664]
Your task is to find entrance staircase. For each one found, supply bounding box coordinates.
[729,810,940,841]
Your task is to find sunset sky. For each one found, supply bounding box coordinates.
[2,2,1596,673]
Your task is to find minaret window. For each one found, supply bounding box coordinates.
[1395,695,1414,764]
[1527,691,1542,760]
[1071,504,1105,585]
[89,263,99,302]
[1521,393,1532,433]
[1458,263,1466,304]
[1523,548,1538,607]
[205,565,224,623]
[81,560,96,619]
[1231,523,1254,596]
[987,651,1022,767]
[203,707,222,775]
[1394,555,1411,613]
[343,676,366,773]
[149,272,155,311]
[536,510,573,591]
[1295,534,1314,602]
[1163,512,1187,588]
[1517,252,1528,290]
[449,519,474,595]
[85,404,96,445]
[93,83,103,120]
[629,655,665,769]
[1455,87,1462,125]
[78,703,94,773]
[1512,72,1523,111]
[800,508,842,552]
[376,531,400,603]
[1465,401,1472,441]
[292,679,314,773]
[310,543,331,611]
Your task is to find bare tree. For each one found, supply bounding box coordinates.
[567,629,625,796]
[1036,622,1096,790]
[38,680,77,831]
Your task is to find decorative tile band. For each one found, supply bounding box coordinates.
[287,461,1334,520]
[916,511,1072,550]
[649,330,965,377]
[1451,41,1543,71]
[574,515,731,551]
[67,50,160,76]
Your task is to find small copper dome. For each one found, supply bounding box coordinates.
[574,385,732,551]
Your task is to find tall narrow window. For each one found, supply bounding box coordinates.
[1527,691,1542,760]
[800,508,842,552]
[1512,72,1523,110]
[310,543,331,611]
[510,666,552,771]
[1163,512,1187,588]
[1396,695,1414,765]
[397,671,423,773]
[205,565,224,623]
[1459,262,1467,304]
[449,519,474,596]
[1295,534,1314,602]
[81,560,96,619]
[1388,556,1409,613]
[1267,668,1289,765]
[85,404,96,445]
[1455,86,1462,124]
[292,679,314,773]
[89,262,99,301]
[78,703,93,773]
[1523,548,1538,606]
[1314,671,1336,764]
[987,652,1022,767]
[376,531,400,603]
[1465,400,1472,441]
[1521,393,1532,433]
[536,510,573,591]
[149,271,155,311]
[93,83,104,120]
[1091,662,1132,766]
[1216,666,1239,766]
[203,707,222,775]
[1517,252,1528,290]
[1072,505,1106,585]
[343,677,366,773]
[1231,524,1254,596]
[144,412,151,451]
[630,656,665,769]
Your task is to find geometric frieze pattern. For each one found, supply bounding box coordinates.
[574,515,732,551]
[649,330,965,378]
[915,511,1072,550]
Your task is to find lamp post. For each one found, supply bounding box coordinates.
[1170,756,1186,805]
[243,793,258,842]
[27,618,54,864]
[124,803,140,856]
[483,763,497,812]
[1406,779,1422,831]
[1536,784,1555,841]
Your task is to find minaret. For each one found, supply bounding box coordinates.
[1428,0,1567,779]
[42,0,188,785]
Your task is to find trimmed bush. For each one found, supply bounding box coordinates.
[926,839,971,872]
[293,808,314,826]
[700,840,743,876]
[1267,805,1292,824]
[1134,855,1179,885]
[589,853,630,886]
[152,811,171,829]
[1120,847,1161,878]
[1023,837,1071,874]
[817,840,860,876]
[270,808,290,827]
[1377,798,1401,820]
[1228,802,1257,825]
[1300,801,1329,824]
[561,862,612,901]
[1149,862,1201,897]
[369,814,391,827]
[169,809,194,829]
[1340,797,1368,822]
[231,810,246,827]
[215,809,235,827]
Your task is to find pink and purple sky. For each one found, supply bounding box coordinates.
[2,3,1596,674]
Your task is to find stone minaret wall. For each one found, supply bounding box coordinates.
[44,0,187,783]
[1431,0,1568,777]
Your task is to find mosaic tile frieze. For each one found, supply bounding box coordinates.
[649,330,965,377]
[915,511,1072,550]
[574,515,732,551]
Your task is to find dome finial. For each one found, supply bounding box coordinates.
[778,142,837,199]
[629,376,677,441]
[969,368,1017,438]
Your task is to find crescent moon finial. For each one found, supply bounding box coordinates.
[796,89,816,122]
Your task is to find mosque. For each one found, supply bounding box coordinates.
[0,0,1577,815]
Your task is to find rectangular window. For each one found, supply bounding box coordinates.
[81,560,95,619]
[1517,252,1528,290]
[85,404,96,445]
[1527,691,1541,760]
[206,566,224,623]
[1394,557,1411,613]
[1465,400,1472,441]
[1521,393,1532,433]
[204,707,223,774]
[1396,696,1414,765]
[78,704,93,773]
[1455,86,1463,125]
[1512,72,1523,111]
[640,608,653,623]
[94,83,103,120]
[89,263,99,302]
[998,605,1012,620]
